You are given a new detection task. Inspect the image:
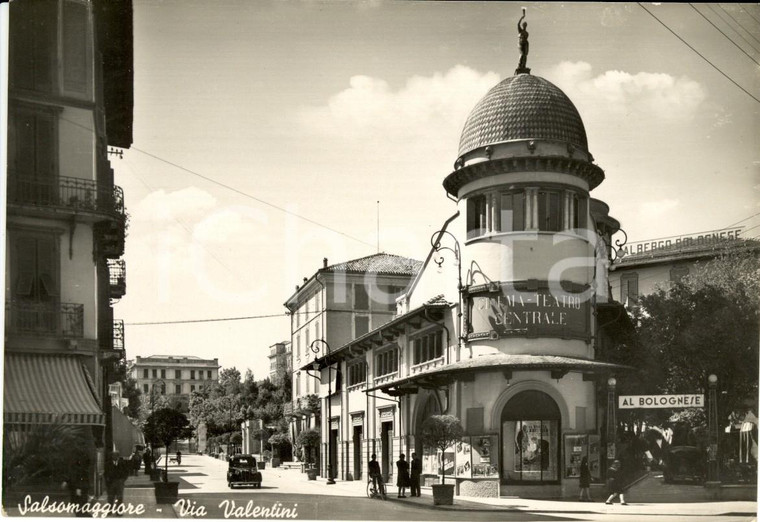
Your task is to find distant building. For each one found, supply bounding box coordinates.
[609,227,756,306]
[131,355,220,412]
[268,341,292,382]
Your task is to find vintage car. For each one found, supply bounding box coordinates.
[663,446,706,484]
[227,454,262,488]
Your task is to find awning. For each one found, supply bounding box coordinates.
[366,353,633,396]
[4,353,105,425]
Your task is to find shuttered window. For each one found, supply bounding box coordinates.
[13,234,59,301]
[62,1,88,95]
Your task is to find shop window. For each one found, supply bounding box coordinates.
[376,347,399,377]
[620,273,639,305]
[467,195,487,239]
[347,360,367,386]
[355,315,369,337]
[413,330,443,365]
[670,265,689,284]
[499,191,525,232]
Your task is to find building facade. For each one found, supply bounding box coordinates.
[300,57,632,498]
[268,341,292,383]
[3,0,133,498]
[131,355,220,412]
[283,254,422,469]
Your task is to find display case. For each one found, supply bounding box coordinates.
[563,434,601,480]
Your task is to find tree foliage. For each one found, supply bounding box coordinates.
[419,415,464,484]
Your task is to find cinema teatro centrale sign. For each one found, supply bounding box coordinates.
[465,282,590,341]
[619,395,705,409]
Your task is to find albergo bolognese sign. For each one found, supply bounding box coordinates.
[465,282,590,341]
[618,395,705,409]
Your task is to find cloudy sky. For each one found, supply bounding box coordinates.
[114,1,760,377]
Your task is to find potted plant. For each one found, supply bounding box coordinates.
[419,415,465,505]
[144,408,193,504]
[268,432,291,468]
[296,429,320,480]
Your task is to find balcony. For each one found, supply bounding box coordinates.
[5,301,84,338]
[7,173,125,221]
[108,259,126,299]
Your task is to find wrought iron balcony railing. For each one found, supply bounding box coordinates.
[5,301,84,338]
[108,259,126,299]
[7,172,125,219]
[113,319,125,351]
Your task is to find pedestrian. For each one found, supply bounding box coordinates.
[143,447,152,475]
[130,451,141,476]
[395,453,410,498]
[578,456,592,502]
[104,451,129,505]
[368,454,386,499]
[63,454,91,517]
[410,453,422,497]
[604,460,627,505]
[176,450,182,466]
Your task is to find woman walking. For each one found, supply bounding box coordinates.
[578,456,592,502]
[605,460,627,505]
[395,454,410,498]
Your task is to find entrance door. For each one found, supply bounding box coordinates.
[329,429,338,480]
[353,426,363,480]
[381,422,393,480]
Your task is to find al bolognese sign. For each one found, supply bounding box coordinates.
[618,395,704,409]
[465,282,590,341]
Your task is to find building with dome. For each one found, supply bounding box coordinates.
[301,33,630,499]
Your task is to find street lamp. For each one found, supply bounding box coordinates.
[430,229,464,351]
[607,377,617,465]
[707,374,720,485]
[310,339,336,485]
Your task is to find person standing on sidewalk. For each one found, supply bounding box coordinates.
[105,451,129,505]
[395,454,410,498]
[578,456,592,502]
[368,454,386,499]
[605,460,627,505]
[410,453,422,497]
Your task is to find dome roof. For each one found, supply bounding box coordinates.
[458,74,588,158]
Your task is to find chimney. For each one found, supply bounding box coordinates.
[323,257,328,268]
[303,277,308,283]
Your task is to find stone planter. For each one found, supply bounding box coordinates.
[271,458,280,468]
[431,484,455,505]
[306,468,318,480]
[153,481,179,504]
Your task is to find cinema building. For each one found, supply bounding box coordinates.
[302,63,632,498]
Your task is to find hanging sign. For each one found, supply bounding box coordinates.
[618,394,704,409]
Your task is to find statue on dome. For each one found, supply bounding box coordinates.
[516,7,530,74]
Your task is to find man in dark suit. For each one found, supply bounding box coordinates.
[104,451,129,504]
[410,453,422,497]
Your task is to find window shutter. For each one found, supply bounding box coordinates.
[33,0,56,92]
[35,113,56,180]
[36,237,59,297]
[15,237,37,296]
[63,1,88,95]
[14,111,36,178]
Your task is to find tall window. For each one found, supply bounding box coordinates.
[175,384,181,394]
[143,369,148,379]
[160,369,166,379]
[376,347,399,377]
[152,369,157,379]
[413,330,444,365]
[467,195,487,239]
[207,370,211,379]
[620,273,639,305]
[176,369,182,379]
[347,361,367,387]
[190,385,195,392]
[190,370,196,380]
[354,284,369,310]
[143,384,148,394]
[355,315,370,337]
[500,191,526,232]
[537,190,562,232]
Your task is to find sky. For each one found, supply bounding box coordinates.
[114,1,760,378]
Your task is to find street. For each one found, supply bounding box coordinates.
[116,455,757,521]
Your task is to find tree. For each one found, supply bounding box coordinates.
[296,429,320,467]
[144,409,193,482]
[419,415,464,484]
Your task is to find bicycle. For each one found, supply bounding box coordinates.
[366,477,387,499]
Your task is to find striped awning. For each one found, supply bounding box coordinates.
[4,353,105,425]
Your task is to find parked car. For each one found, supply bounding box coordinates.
[227,454,262,488]
[663,446,706,484]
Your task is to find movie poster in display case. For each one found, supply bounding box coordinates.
[455,440,472,478]
[470,436,499,478]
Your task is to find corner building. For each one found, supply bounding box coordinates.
[304,70,630,498]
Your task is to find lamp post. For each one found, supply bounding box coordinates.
[607,377,617,465]
[310,339,336,485]
[707,374,720,485]
[430,230,464,351]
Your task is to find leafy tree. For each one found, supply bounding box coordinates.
[296,429,320,466]
[419,415,464,484]
[144,409,193,481]
[219,367,242,396]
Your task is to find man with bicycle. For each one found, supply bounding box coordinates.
[368,454,387,499]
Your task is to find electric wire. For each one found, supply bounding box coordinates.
[740,4,760,27]
[125,308,393,326]
[637,3,760,105]
[725,211,760,228]
[719,3,760,47]
[706,3,760,54]
[689,4,760,66]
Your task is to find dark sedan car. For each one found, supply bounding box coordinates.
[663,446,706,484]
[227,454,262,488]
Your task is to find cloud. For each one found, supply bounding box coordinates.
[132,186,217,224]
[547,61,707,122]
[298,65,500,145]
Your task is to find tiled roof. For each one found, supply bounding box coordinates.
[458,74,588,157]
[324,253,422,276]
